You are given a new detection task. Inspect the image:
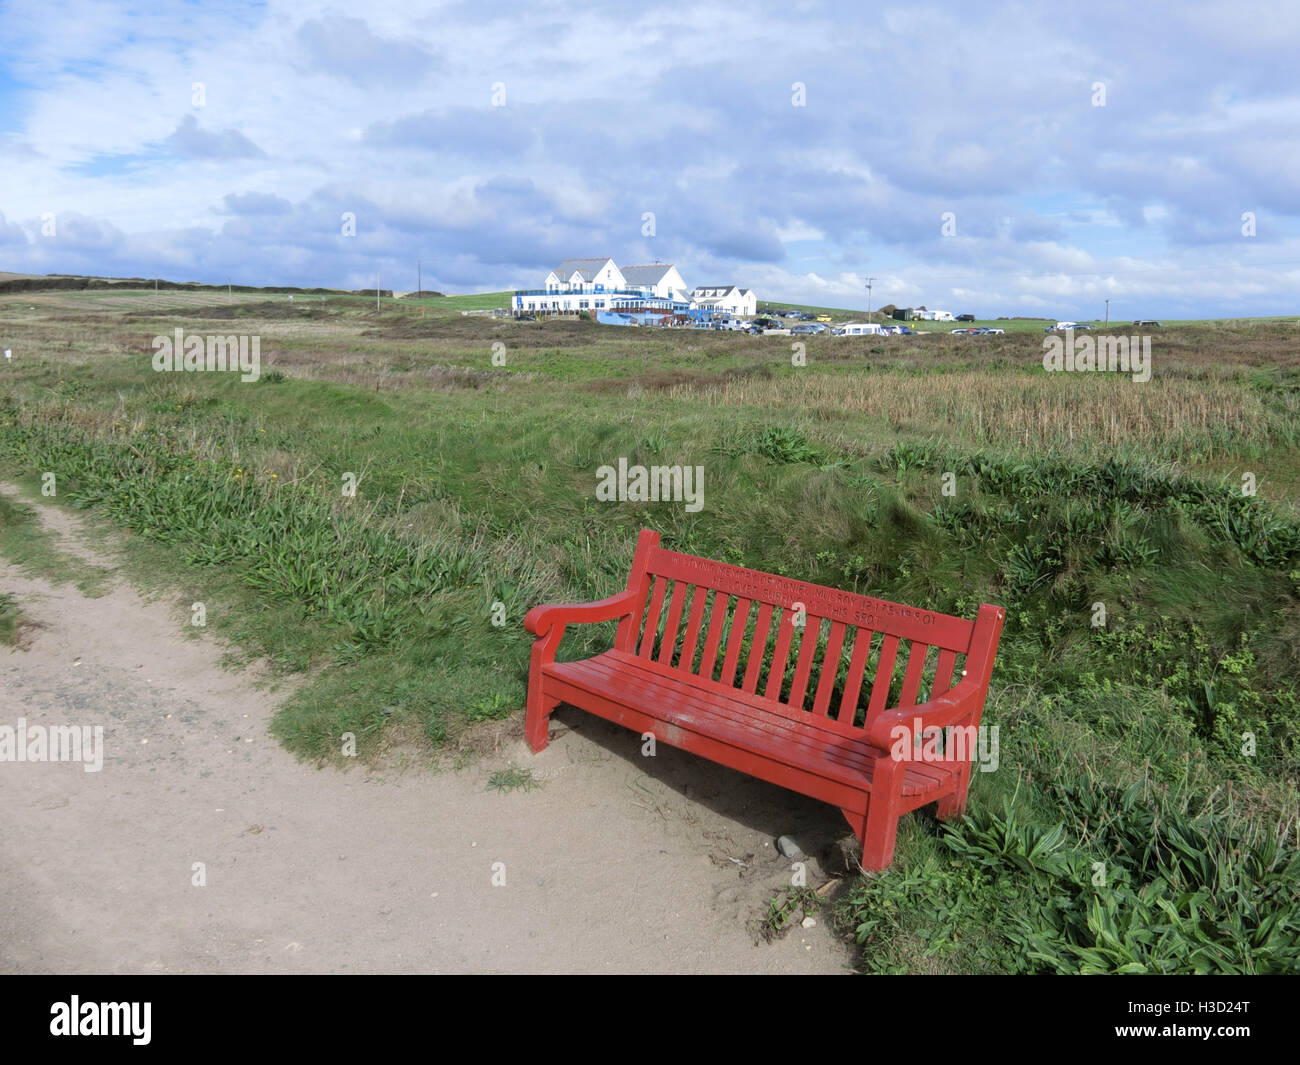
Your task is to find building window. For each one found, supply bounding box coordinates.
[595,300,605,308]
[579,300,589,309]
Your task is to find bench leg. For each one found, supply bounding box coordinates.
[525,688,560,753]
[859,758,905,871]
[936,761,973,821]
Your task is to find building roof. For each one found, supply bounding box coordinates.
[620,264,677,286]
[554,257,617,282]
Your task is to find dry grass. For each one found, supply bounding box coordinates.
[672,371,1297,457]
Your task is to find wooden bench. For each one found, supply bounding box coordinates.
[524,529,1005,870]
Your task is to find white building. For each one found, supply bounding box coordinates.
[514,257,693,315]
[621,264,690,302]
[689,285,756,316]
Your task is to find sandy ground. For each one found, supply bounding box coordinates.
[0,489,857,974]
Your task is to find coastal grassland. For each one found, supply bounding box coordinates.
[2,290,1296,972]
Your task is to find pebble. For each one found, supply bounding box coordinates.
[776,835,803,859]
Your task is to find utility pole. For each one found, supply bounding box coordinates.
[377,273,381,312]
[865,277,876,318]
[1104,298,1110,327]
[417,260,421,298]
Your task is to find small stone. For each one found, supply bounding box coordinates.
[801,916,817,929]
[776,835,803,859]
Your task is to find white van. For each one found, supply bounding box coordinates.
[839,322,885,336]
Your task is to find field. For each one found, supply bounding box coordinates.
[2,286,1298,973]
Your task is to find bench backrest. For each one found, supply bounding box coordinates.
[613,529,1001,740]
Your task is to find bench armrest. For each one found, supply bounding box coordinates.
[524,589,642,637]
[867,602,1004,751]
[866,677,983,751]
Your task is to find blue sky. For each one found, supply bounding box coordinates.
[1,0,1298,318]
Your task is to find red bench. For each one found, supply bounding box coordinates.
[524,529,1005,871]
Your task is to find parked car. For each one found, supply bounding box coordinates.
[1074,324,1092,331]
[983,327,1006,335]
[790,323,829,335]
[515,315,538,322]
[752,317,781,331]
[951,327,977,334]
[956,314,976,322]
[895,326,917,336]
[815,314,832,323]
[1133,320,1162,327]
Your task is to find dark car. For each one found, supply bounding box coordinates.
[752,317,782,331]
[956,313,976,322]
[515,315,538,322]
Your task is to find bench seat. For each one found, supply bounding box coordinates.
[546,649,958,808]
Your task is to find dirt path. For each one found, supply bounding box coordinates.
[0,491,856,974]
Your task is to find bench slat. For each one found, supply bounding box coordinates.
[866,633,900,723]
[899,641,930,709]
[657,581,688,667]
[679,584,709,674]
[719,598,752,687]
[787,616,822,710]
[933,648,957,699]
[697,591,728,681]
[811,621,846,718]
[638,575,668,659]
[763,608,798,702]
[742,602,774,694]
[837,627,875,725]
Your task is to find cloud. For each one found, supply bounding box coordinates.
[297,15,439,88]
[164,115,264,159]
[222,192,293,216]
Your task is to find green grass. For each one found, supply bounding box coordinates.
[1,289,1296,973]
[0,489,114,595]
[486,764,540,793]
[0,591,19,645]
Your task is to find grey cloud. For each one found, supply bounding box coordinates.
[165,115,265,159]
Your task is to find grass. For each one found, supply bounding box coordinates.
[1,286,1296,973]
[0,592,19,645]
[486,765,540,793]
[0,489,114,595]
